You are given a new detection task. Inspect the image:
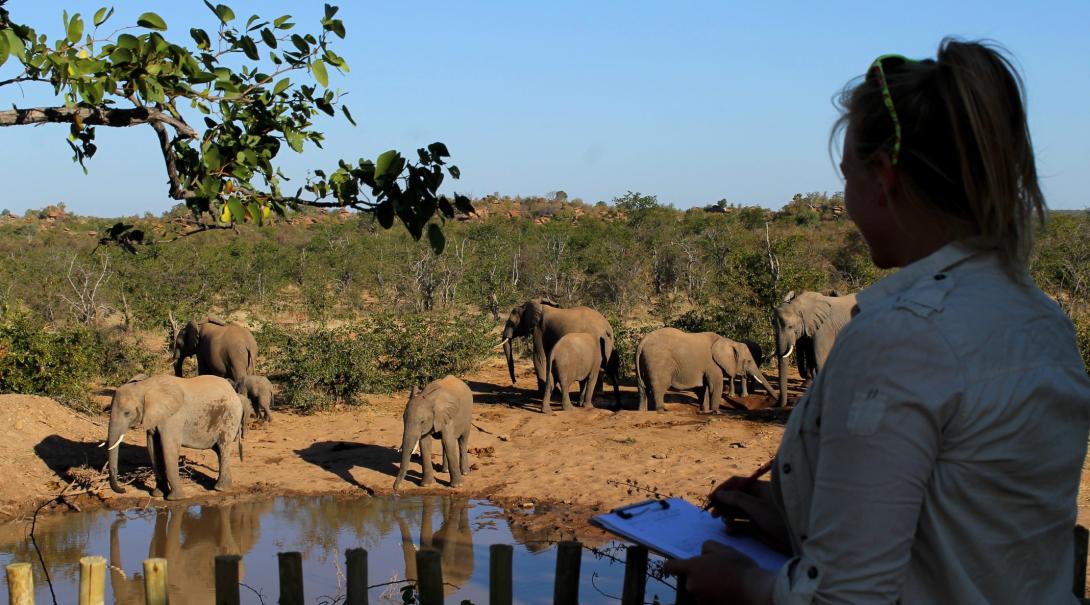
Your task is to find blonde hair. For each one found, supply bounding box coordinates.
[833,38,1046,277]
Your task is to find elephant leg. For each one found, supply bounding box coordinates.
[160,436,186,500]
[146,430,165,497]
[441,432,463,487]
[214,439,233,491]
[653,383,667,413]
[583,366,600,408]
[741,375,749,398]
[459,432,470,476]
[560,378,574,412]
[709,371,724,413]
[542,375,554,415]
[637,379,648,412]
[419,437,436,486]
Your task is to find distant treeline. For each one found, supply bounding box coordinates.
[0,192,1086,409]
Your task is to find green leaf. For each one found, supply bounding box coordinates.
[189,28,211,50]
[136,12,167,31]
[239,36,259,60]
[211,3,236,24]
[284,129,304,153]
[272,77,291,95]
[310,60,328,88]
[290,34,308,53]
[448,165,461,179]
[376,201,394,229]
[93,7,114,27]
[67,14,84,44]
[375,150,401,179]
[4,30,25,62]
[273,15,292,29]
[246,200,263,225]
[341,104,356,126]
[427,142,450,159]
[0,35,8,70]
[328,20,346,39]
[226,198,245,224]
[116,33,139,49]
[260,28,277,48]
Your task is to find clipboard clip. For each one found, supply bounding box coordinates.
[613,498,670,519]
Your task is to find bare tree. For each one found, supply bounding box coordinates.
[60,253,112,325]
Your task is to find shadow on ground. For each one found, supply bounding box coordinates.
[295,440,405,489]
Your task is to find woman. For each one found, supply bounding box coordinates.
[665,39,1090,604]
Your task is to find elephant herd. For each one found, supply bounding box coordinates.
[104,290,858,496]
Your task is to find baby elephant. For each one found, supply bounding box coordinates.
[543,332,604,413]
[236,375,274,422]
[393,376,474,491]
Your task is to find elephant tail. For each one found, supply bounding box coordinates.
[634,341,646,391]
[237,413,246,463]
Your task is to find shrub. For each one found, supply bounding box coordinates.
[612,322,663,380]
[0,306,158,411]
[261,312,495,413]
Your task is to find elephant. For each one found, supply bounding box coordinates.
[542,332,604,414]
[236,374,274,422]
[170,314,258,383]
[393,376,474,490]
[720,338,778,399]
[635,327,740,413]
[773,290,858,406]
[500,298,620,408]
[107,374,245,500]
[397,496,474,596]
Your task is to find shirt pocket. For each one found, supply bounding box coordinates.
[846,389,888,436]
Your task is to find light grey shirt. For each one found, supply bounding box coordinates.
[772,242,1090,604]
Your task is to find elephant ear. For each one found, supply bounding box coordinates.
[711,339,737,373]
[184,320,201,352]
[431,393,458,434]
[205,316,228,326]
[801,294,834,337]
[538,297,559,308]
[783,290,796,303]
[141,380,187,429]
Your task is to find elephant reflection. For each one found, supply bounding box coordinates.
[109,501,270,605]
[396,497,474,595]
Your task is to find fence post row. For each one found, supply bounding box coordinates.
[8,528,1085,605]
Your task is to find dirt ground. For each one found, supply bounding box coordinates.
[2,357,1090,545]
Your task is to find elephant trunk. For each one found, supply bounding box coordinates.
[502,325,516,385]
[173,356,185,378]
[752,368,779,402]
[393,424,416,491]
[107,424,126,493]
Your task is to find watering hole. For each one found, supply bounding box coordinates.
[0,495,673,604]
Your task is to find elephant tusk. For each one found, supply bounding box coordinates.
[782,345,795,359]
[499,337,511,347]
[107,434,124,451]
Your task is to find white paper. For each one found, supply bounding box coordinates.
[592,497,789,570]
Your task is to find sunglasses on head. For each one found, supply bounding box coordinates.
[868,54,917,165]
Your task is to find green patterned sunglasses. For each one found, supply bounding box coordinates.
[868,54,917,165]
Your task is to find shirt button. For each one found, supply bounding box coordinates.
[808,567,819,579]
[782,463,792,474]
[933,273,947,280]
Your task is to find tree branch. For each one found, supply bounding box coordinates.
[0,105,198,137]
[0,76,50,88]
[148,119,198,200]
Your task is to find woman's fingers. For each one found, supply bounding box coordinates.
[662,557,692,576]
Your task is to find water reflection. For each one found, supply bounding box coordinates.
[1,496,657,605]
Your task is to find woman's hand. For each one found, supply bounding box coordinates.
[663,541,774,605]
[708,479,791,553]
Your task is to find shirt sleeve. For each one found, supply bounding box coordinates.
[773,309,963,605]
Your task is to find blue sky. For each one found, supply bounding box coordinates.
[2,1,1087,217]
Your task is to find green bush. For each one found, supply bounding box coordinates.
[261,312,495,413]
[0,306,158,411]
[612,322,662,380]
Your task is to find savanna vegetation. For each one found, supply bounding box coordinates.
[1,192,1086,412]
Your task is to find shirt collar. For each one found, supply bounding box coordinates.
[856,241,979,312]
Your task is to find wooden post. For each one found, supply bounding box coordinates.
[5,562,34,605]
[621,545,648,605]
[214,555,241,605]
[675,574,695,605]
[1075,524,1089,598]
[79,555,106,605]
[489,544,513,605]
[553,541,582,605]
[345,548,368,605]
[278,552,304,605]
[415,549,444,605]
[143,558,168,605]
